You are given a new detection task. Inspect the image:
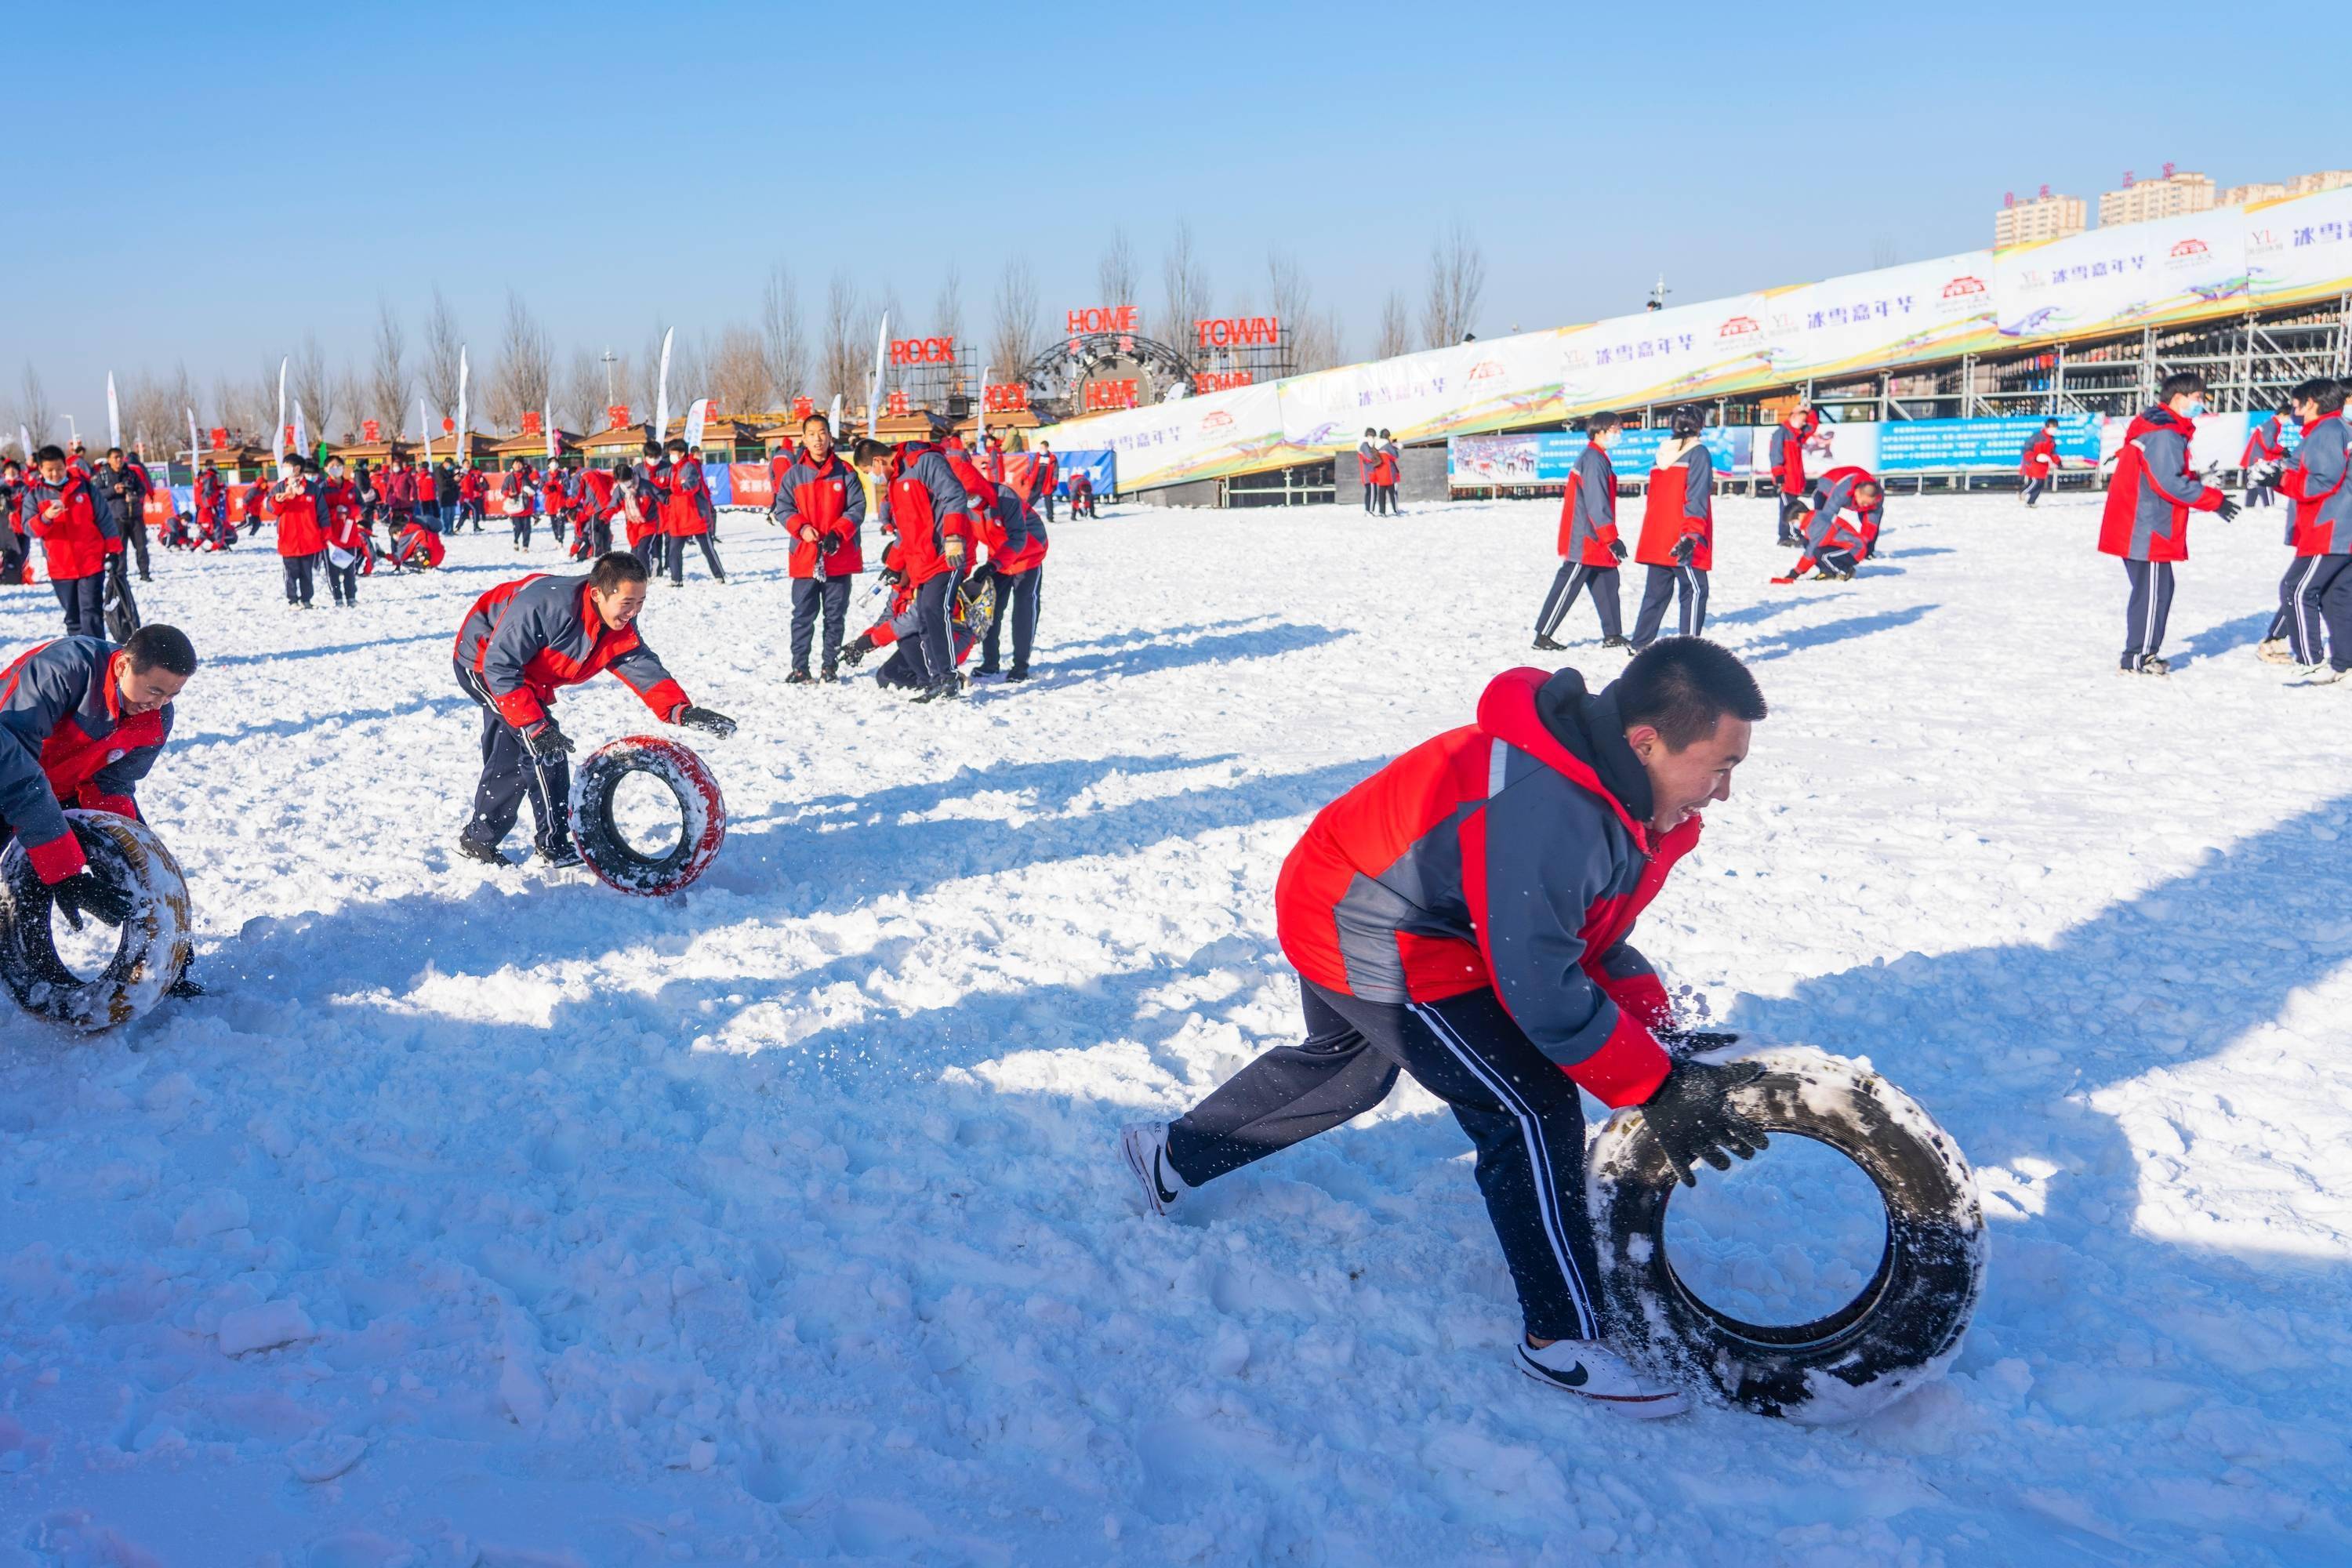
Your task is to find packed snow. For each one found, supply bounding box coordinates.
[2,490,2348,1565]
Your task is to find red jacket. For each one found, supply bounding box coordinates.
[664,457,714,536]
[453,573,686,731]
[275,479,327,556]
[1274,666,1690,1109]
[887,442,975,586]
[1555,441,1621,566]
[1796,465,1882,568]
[459,469,484,501]
[24,474,113,579]
[0,640,172,884]
[2243,416,2287,467]
[2099,407,2220,562]
[773,451,866,577]
[322,487,372,554]
[2020,433,2058,478]
[581,468,617,521]
[1633,442,1715,571]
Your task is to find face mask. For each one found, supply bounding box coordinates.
[2184,398,2207,419]
[278,461,296,481]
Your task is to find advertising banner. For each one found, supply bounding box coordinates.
[1449,427,1753,488]
[1559,293,1777,412]
[1279,329,1573,448]
[1029,382,1298,492]
[2245,184,2352,310]
[1045,448,1117,498]
[725,463,771,508]
[1992,209,2247,347]
[1756,252,2002,383]
[1874,414,2103,474]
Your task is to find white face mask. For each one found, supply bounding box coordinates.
[278,461,297,481]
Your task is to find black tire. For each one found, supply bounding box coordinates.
[0,811,193,1032]
[1587,1047,1985,1422]
[104,569,141,641]
[568,735,726,897]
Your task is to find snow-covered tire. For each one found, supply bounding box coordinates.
[1587,1046,1984,1423]
[0,811,193,1033]
[568,735,725,897]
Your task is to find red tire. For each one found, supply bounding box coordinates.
[568,735,725,897]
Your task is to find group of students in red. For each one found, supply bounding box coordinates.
[1356,429,1402,515]
[1533,405,1888,653]
[763,411,1051,698]
[1,443,150,637]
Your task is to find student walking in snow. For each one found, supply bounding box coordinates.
[1123,639,1772,1418]
[2268,377,2352,682]
[1534,413,1628,652]
[662,437,726,586]
[2019,420,2060,507]
[1628,407,1714,647]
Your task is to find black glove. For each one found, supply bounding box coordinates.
[524,720,574,762]
[1671,533,1699,564]
[1639,1057,1769,1188]
[673,704,736,738]
[840,631,879,668]
[818,531,845,557]
[2216,498,2242,522]
[51,869,134,931]
[1654,1028,1741,1055]
[1608,539,1628,561]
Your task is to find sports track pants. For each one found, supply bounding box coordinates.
[789,576,853,673]
[1631,562,1708,647]
[913,571,956,689]
[982,564,1042,673]
[667,532,725,584]
[281,552,318,607]
[2284,553,2352,671]
[1534,561,1621,641]
[1164,976,1604,1343]
[455,657,572,857]
[2121,559,2175,668]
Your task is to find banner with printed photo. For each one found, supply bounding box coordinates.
[1450,426,1754,488]
[1278,329,1573,448]
[1873,414,2103,474]
[1557,293,1784,413]
[2244,185,2352,310]
[1755,252,2002,383]
[1992,209,2248,347]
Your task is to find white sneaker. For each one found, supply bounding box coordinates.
[1120,1122,1189,1217]
[1515,1339,1689,1419]
[2294,664,2349,684]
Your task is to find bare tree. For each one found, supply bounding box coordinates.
[288,331,335,443]
[14,365,53,448]
[1421,220,1486,348]
[368,299,409,434]
[1377,289,1413,359]
[1160,222,1211,352]
[122,366,196,457]
[819,273,860,407]
[934,265,964,347]
[670,332,710,411]
[1265,250,1346,373]
[555,347,605,434]
[209,365,268,443]
[707,324,772,417]
[332,366,367,441]
[419,286,464,428]
[1099,227,1138,313]
[760,263,808,406]
[990,257,1042,380]
[488,290,553,432]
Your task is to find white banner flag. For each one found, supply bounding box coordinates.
[544,397,556,463]
[654,327,674,443]
[187,407,200,486]
[293,399,307,459]
[866,312,888,436]
[275,358,289,459]
[456,347,470,465]
[420,398,434,467]
[683,397,710,452]
[106,372,121,451]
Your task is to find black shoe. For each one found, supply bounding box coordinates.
[820,666,838,683]
[1006,667,1031,682]
[165,974,207,998]
[1600,636,1631,651]
[1532,634,1566,652]
[973,662,1002,677]
[539,842,584,869]
[786,669,815,685]
[456,836,513,868]
[913,676,965,703]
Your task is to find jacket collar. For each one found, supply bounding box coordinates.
[1476,666,1654,848]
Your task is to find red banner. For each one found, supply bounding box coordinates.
[521,411,543,437]
[607,404,631,430]
[361,419,382,441]
[209,427,227,451]
[791,396,815,420]
[886,390,909,416]
[728,463,775,506]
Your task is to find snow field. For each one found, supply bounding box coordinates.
[2,492,2349,1565]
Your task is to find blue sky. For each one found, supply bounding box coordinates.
[14,0,2328,437]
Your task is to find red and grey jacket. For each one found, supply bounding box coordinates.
[194,470,226,521]
[771,450,868,577]
[664,457,714,536]
[1634,440,1715,571]
[541,471,570,516]
[2282,415,2352,557]
[2020,433,2057,478]
[580,467,617,521]
[860,545,981,664]
[1767,418,1810,495]
[978,485,1048,574]
[1035,452,1058,497]
[0,637,172,884]
[1275,665,1694,1108]
[382,467,416,512]
[459,469,484,501]
[1796,465,1882,568]
[881,441,975,587]
[2098,407,2222,562]
[274,477,327,556]
[1555,440,1620,565]
[2243,416,2287,468]
[454,572,688,732]
[24,473,118,579]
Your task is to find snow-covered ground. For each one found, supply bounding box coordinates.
[4,491,2349,1566]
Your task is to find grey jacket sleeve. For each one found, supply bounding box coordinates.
[770,463,805,532]
[477,586,557,714]
[2137,427,2209,507]
[2298,420,2347,498]
[1476,760,1630,1071]
[1682,446,1714,520]
[1574,448,1611,532]
[0,650,86,856]
[604,634,680,708]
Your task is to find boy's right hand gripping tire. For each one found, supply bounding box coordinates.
[1586,1045,1986,1424]
[568,735,727,898]
[0,811,194,1033]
